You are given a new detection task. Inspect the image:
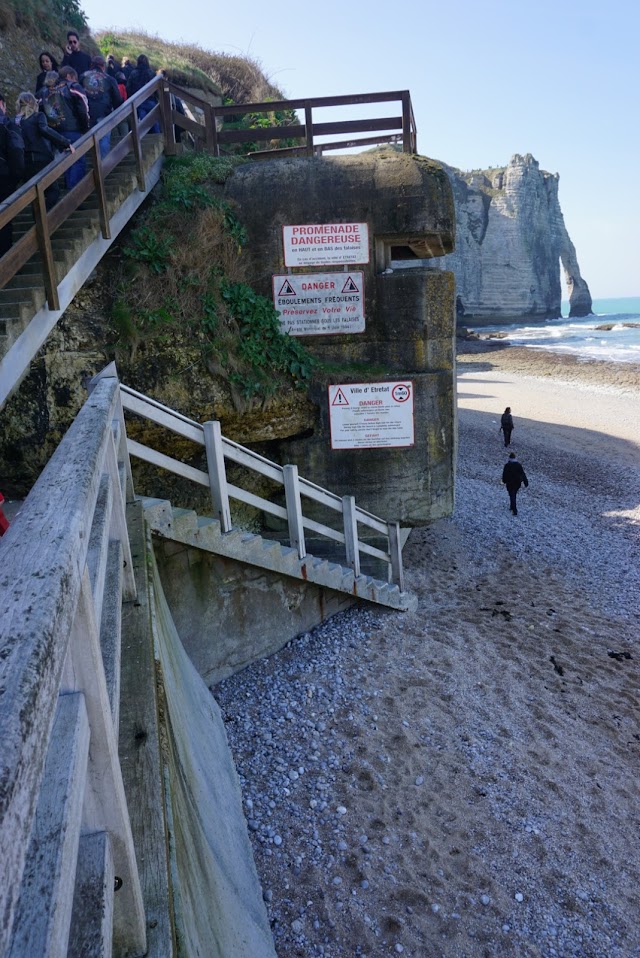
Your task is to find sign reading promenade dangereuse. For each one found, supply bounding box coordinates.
[272,272,365,335]
[282,223,369,267]
[328,381,415,450]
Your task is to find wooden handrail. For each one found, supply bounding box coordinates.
[0,75,169,300]
[0,376,144,956]
[1,81,417,301]
[201,87,417,158]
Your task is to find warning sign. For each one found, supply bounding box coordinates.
[283,223,369,267]
[272,271,365,336]
[328,381,415,450]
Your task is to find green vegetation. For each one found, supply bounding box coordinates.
[93,29,292,104]
[94,30,221,98]
[94,30,301,155]
[0,0,86,38]
[113,152,316,402]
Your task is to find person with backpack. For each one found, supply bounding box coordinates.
[81,55,122,159]
[499,406,514,447]
[0,93,25,256]
[501,451,529,516]
[15,92,75,209]
[40,69,89,190]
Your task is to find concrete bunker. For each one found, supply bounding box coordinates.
[224,150,457,526]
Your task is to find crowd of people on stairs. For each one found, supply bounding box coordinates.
[0,30,186,257]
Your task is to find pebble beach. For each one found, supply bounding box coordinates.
[215,340,640,958]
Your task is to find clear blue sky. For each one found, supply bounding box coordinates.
[80,0,639,299]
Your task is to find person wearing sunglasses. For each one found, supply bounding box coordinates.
[60,30,92,78]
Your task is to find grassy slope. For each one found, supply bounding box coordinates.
[93,29,288,103]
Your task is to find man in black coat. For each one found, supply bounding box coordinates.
[502,452,528,516]
[60,31,92,78]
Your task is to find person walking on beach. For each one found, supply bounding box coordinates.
[500,406,514,446]
[502,451,528,516]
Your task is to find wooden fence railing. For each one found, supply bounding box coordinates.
[0,77,170,307]
[117,376,405,589]
[165,86,418,159]
[0,374,145,957]
[0,83,417,300]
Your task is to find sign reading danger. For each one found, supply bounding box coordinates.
[328,381,415,450]
[272,271,365,336]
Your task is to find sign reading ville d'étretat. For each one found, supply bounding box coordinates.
[272,272,365,336]
[328,382,415,450]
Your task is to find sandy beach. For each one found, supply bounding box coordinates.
[215,341,640,958]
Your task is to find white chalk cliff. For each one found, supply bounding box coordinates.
[426,153,592,320]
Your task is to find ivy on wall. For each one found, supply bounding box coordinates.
[113,152,316,402]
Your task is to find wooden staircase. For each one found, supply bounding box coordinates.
[0,133,164,407]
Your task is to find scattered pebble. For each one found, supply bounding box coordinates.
[213,401,639,958]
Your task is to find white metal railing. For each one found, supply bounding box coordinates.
[0,375,145,957]
[117,376,405,589]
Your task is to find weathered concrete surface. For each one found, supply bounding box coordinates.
[155,538,354,686]
[151,549,277,958]
[225,151,457,525]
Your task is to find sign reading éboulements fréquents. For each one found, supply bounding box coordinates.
[283,223,369,267]
[272,272,365,335]
[328,382,414,450]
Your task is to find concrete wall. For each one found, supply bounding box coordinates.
[224,151,457,525]
[155,538,354,687]
[149,548,277,957]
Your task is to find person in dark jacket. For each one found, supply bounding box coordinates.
[106,54,118,79]
[60,30,92,77]
[15,92,74,208]
[499,406,514,446]
[35,51,59,96]
[502,451,528,516]
[81,55,122,159]
[126,54,160,133]
[41,69,89,190]
[0,94,24,256]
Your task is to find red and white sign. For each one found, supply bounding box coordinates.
[283,223,369,267]
[328,381,415,450]
[272,271,365,335]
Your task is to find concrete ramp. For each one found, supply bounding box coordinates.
[150,549,276,958]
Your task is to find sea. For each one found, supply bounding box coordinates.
[467,297,640,364]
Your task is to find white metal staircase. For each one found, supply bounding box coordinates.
[141,496,415,610]
[108,367,416,612]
